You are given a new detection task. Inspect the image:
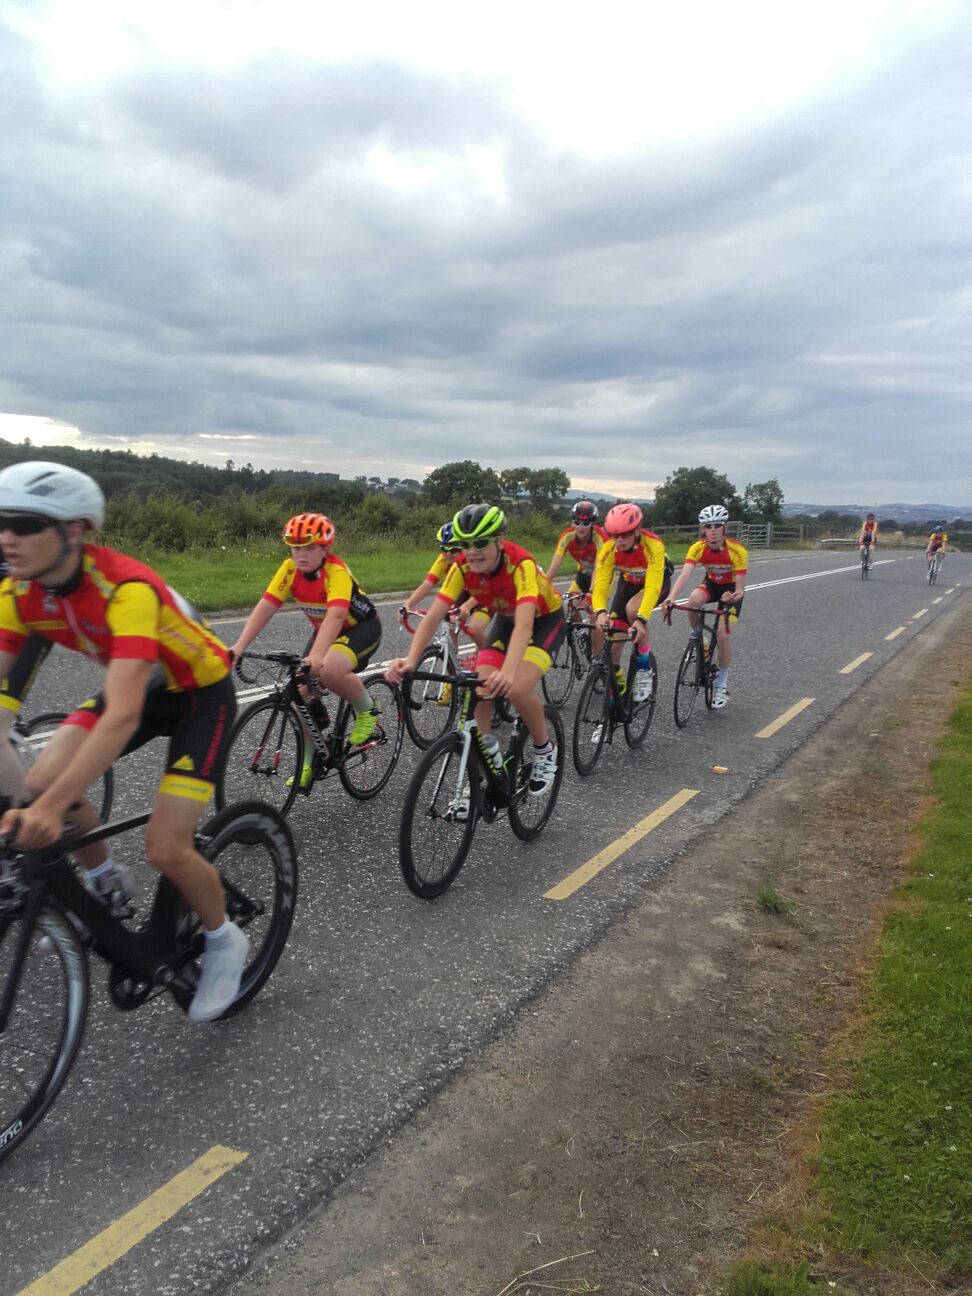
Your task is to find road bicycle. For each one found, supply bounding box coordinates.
[0,798,297,1165]
[570,630,657,777]
[860,541,872,580]
[10,711,114,823]
[398,668,564,898]
[541,593,594,709]
[666,602,734,728]
[399,610,514,748]
[927,550,944,585]
[217,652,404,816]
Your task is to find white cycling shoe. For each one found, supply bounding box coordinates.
[528,746,558,796]
[711,686,730,710]
[632,669,655,703]
[188,924,249,1023]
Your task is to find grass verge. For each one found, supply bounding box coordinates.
[723,685,972,1293]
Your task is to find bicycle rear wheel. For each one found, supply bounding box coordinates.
[624,650,658,749]
[508,705,565,841]
[674,640,703,728]
[541,633,576,708]
[402,645,459,750]
[399,732,479,898]
[571,662,610,777]
[21,713,113,823]
[216,697,305,816]
[171,801,299,1020]
[0,900,89,1166]
[337,679,405,800]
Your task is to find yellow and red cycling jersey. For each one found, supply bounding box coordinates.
[436,540,562,617]
[552,524,608,576]
[859,520,879,543]
[262,553,376,631]
[423,551,453,587]
[684,538,749,586]
[0,544,229,693]
[592,529,668,620]
[928,532,947,551]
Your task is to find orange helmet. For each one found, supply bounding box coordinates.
[282,513,335,547]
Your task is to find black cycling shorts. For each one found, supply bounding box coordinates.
[478,609,566,674]
[0,635,52,715]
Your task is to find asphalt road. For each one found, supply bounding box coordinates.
[3,548,967,1296]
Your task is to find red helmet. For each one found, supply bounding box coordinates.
[282,513,335,546]
[604,503,643,535]
[571,499,598,525]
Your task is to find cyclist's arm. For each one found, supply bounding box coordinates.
[402,578,437,614]
[590,545,615,619]
[636,539,666,620]
[664,560,696,606]
[0,648,24,798]
[229,597,277,658]
[545,553,563,583]
[305,605,348,668]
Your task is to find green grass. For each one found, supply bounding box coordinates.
[137,540,695,613]
[757,883,799,919]
[724,684,972,1292]
[721,1261,850,1295]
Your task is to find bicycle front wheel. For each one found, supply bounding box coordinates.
[216,697,305,816]
[176,801,299,1020]
[541,633,576,709]
[402,645,458,750]
[399,732,479,898]
[337,678,405,800]
[571,662,610,777]
[674,640,704,728]
[624,650,658,749]
[22,713,113,823]
[0,901,89,1166]
[508,705,565,841]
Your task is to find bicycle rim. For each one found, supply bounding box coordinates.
[0,903,89,1166]
[217,698,305,816]
[22,713,113,823]
[172,802,299,1020]
[402,645,458,749]
[541,635,575,708]
[624,651,658,749]
[674,641,703,728]
[338,679,405,800]
[509,705,565,841]
[571,663,610,776]
[399,732,478,898]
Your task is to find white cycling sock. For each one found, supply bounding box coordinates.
[715,668,730,689]
[205,919,233,945]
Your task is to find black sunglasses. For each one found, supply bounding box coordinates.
[462,537,495,550]
[0,514,54,537]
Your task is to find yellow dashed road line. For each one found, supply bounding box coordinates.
[544,789,700,900]
[18,1145,248,1296]
[839,652,873,675]
[754,697,815,740]
[885,627,905,641]
[912,608,928,620]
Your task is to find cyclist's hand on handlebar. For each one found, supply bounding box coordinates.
[398,605,411,627]
[384,657,409,686]
[0,801,62,849]
[595,611,610,630]
[483,666,515,698]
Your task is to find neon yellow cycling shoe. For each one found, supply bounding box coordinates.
[286,763,314,791]
[436,682,453,705]
[348,704,379,747]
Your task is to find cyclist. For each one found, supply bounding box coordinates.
[591,502,671,702]
[0,550,54,797]
[926,524,948,571]
[545,499,608,657]
[229,513,382,791]
[664,504,748,710]
[398,521,488,653]
[386,503,564,795]
[0,461,243,1023]
[859,513,878,562]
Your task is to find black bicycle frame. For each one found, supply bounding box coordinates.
[409,668,516,809]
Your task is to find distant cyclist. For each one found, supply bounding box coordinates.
[386,503,563,796]
[664,504,748,710]
[545,499,609,657]
[229,513,382,790]
[926,524,948,572]
[0,461,243,1023]
[859,513,878,562]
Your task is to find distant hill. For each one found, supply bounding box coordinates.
[783,502,972,523]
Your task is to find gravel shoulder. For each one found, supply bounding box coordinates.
[232,596,972,1296]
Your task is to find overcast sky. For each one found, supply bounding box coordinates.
[1,0,970,504]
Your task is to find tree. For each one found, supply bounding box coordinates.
[422,460,502,507]
[524,467,571,516]
[652,466,743,526]
[743,478,784,523]
[499,467,532,502]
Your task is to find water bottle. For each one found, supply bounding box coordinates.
[478,731,504,776]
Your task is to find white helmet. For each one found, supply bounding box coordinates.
[0,461,104,529]
[698,504,729,525]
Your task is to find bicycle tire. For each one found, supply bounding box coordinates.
[399,731,479,899]
[401,645,458,750]
[508,705,565,841]
[0,900,89,1166]
[170,801,298,1020]
[624,650,658,749]
[861,553,869,580]
[22,712,114,823]
[336,678,405,801]
[541,633,576,709]
[571,662,610,777]
[216,697,305,817]
[673,640,703,728]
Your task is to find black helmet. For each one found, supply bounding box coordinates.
[452,503,506,542]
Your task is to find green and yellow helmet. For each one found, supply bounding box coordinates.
[452,502,506,543]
